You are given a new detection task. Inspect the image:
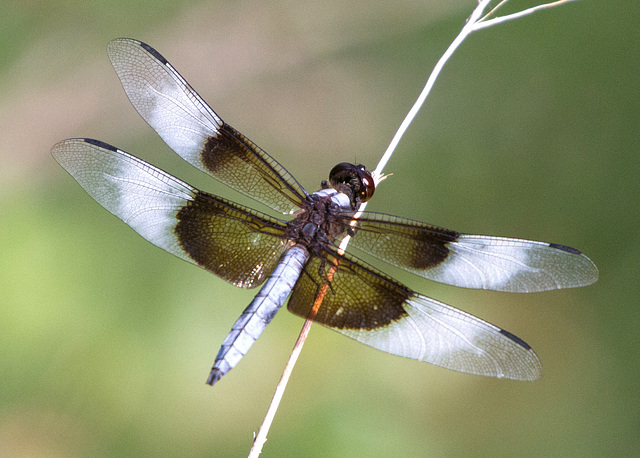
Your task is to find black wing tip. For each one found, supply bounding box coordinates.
[108,38,168,66]
[498,329,543,381]
[548,243,600,286]
[548,242,582,255]
[51,138,117,159]
[499,328,532,350]
[83,138,118,151]
[139,41,169,65]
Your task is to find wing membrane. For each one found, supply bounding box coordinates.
[344,212,598,292]
[287,253,541,381]
[107,38,308,214]
[51,138,290,288]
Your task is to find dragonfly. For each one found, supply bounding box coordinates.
[52,38,598,385]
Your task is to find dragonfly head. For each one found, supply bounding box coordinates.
[328,163,376,205]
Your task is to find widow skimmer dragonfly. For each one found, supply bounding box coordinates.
[52,38,598,385]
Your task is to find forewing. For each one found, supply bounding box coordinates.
[107,38,308,214]
[345,212,598,292]
[287,253,541,381]
[51,138,289,288]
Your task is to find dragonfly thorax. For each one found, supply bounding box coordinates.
[285,190,352,255]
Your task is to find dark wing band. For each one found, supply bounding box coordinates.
[51,138,290,288]
[344,212,598,292]
[287,253,541,381]
[107,38,308,214]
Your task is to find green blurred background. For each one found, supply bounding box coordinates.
[1,0,638,456]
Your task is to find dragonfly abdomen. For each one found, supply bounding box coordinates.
[207,246,309,385]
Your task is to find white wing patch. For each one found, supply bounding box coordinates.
[335,293,541,381]
[108,39,222,170]
[432,235,598,292]
[52,138,197,264]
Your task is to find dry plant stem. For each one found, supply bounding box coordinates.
[476,0,578,30]
[248,0,578,455]
[249,277,334,457]
[372,0,489,179]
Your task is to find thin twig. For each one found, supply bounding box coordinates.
[248,294,321,457]
[480,0,510,23]
[250,275,333,456]
[474,0,578,31]
[250,225,357,456]
[373,0,491,179]
[248,0,578,455]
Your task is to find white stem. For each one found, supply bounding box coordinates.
[372,0,492,180]
[474,0,578,31]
